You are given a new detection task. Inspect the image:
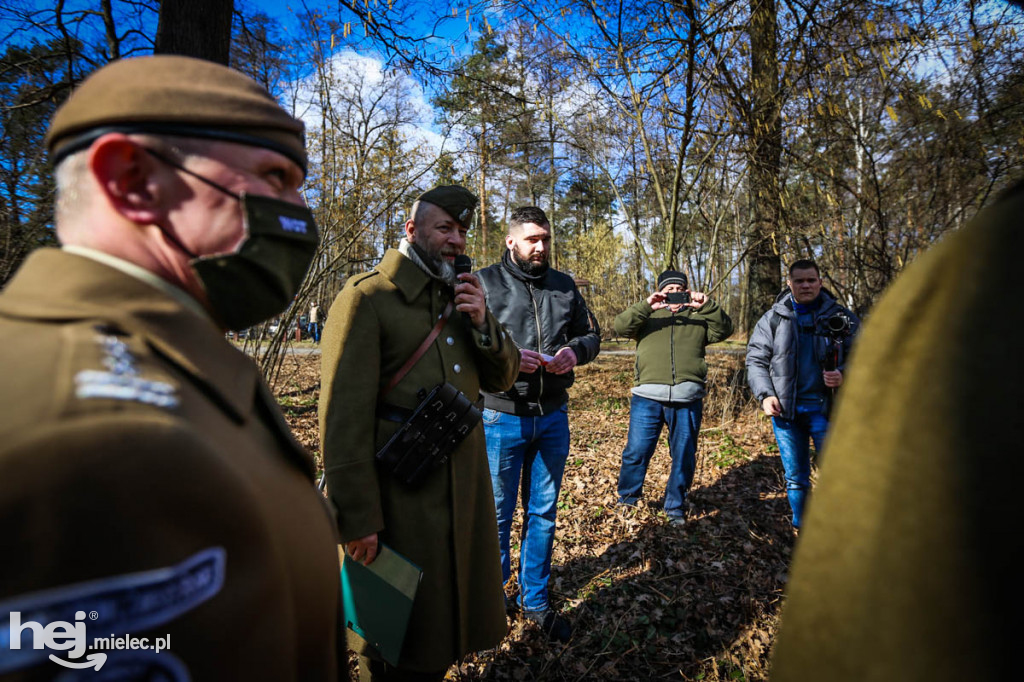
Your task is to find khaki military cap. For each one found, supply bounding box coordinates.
[46,55,307,174]
[417,185,478,228]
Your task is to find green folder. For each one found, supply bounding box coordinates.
[339,543,423,666]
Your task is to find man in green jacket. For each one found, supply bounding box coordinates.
[319,186,520,680]
[613,270,733,525]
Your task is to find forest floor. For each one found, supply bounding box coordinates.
[274,351,795,681]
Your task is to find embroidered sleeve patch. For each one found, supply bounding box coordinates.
[0,548,225,674]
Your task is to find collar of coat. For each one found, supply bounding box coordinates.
[0,248,260,424]
[379,247,447,304]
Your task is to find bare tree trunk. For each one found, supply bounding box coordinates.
[547,90,558,269]
[99,0,120,60]
[155,0,234,65]
[478,125,488,264]
[745,0,782,333]
[502,166,512,242]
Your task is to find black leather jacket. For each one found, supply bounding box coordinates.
[476,252,601,415]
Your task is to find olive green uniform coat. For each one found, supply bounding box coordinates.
[771,180,1024,680]
[320,249,519,672]
[0,249,342,680]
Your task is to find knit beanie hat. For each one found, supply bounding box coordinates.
[657,269,688,291]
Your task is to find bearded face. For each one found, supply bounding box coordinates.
[511,243,548,275]
[407,201,466,286]
[420,240,458,285]
[508,221,551,276]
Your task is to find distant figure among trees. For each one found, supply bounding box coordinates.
[308,301,322,343]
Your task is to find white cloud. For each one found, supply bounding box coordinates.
[287,49,445,157]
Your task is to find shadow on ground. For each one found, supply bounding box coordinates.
[450,354,796,681]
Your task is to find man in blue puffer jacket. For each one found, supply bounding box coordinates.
[746,259,859,530]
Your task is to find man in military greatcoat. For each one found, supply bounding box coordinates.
[320,186,520,681]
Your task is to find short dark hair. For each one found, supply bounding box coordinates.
[509,206,549,233]
[788,259,820,277]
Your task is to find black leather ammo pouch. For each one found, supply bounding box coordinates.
[375,382,482,486]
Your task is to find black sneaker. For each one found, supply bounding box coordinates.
[525,609,572,643]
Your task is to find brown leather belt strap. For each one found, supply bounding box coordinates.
[380,300,453,401]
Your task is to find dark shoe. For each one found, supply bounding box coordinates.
[616,501,638,517]
[667,515,686,528]
[525,609,572,643]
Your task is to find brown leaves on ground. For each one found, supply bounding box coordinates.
[276,352,794,681]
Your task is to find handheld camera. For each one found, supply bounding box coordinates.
[824,312,852,341]
[820,312,853,371]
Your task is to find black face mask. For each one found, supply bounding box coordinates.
[146,149,319,331]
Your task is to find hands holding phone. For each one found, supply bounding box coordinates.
[648,290,707,311]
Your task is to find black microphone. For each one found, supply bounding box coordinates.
[453,255,475,329]
[454,254,473,278]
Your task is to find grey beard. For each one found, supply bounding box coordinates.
[401,237,458,286]
[433,257,457,287]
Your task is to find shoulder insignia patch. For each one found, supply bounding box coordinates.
[0,548,225,674]
[74,334,179,409]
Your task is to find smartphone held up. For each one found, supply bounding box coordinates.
[665,291,691,305]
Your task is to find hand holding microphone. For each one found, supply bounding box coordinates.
[454,254,473,279]
[453,255,488,332]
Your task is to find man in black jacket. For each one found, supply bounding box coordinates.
[476,206,600,642]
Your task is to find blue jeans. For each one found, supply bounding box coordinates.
[617,394,703,519]
[772,404,830,528]
[484,405,570,613]
[308,322,321,343]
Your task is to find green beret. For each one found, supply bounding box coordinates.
[417,185,478,228]
[46,55,307,174]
